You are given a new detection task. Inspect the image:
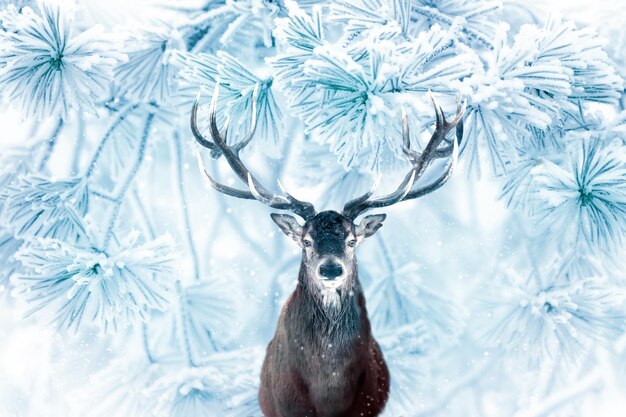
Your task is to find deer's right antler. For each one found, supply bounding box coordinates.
[192,81,317,221]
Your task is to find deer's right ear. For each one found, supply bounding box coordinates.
[270,213,303,242]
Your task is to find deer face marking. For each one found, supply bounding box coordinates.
[271,211,386,293]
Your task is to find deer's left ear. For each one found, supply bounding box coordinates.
[270,213,303,242]
[356,214,386,239]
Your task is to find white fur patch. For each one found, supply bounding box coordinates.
[321,287,342,313]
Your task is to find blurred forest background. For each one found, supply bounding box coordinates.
[0,0,625,416]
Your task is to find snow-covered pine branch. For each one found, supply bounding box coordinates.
[0,1,625,416]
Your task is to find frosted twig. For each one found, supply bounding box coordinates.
[131,189,157,363]
[131,166,206,365]
[410,5,493,48]
[85,103,141,178]
[174,133,201,281]
[71,115,86,175]
[102,112,154,250]
[512,369,602,417]
[37,117,64,171]
[176,280,196,367]
[376,231,396,273]
[412,360,491,417]
[179,4,232,29]
[91,189,119,203]
[142,322,154,364]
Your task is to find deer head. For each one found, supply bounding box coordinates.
[270,210,386,309]
[191,81,465,306]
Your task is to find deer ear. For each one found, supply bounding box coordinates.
[270,213,303,242]
[356,214,386,239]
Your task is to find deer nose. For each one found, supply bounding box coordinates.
[319,263,343,280]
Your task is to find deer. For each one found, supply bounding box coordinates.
[191,81,465,417]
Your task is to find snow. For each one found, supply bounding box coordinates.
[0,0,625,416]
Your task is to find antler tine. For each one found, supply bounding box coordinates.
[401,107,419,163]
[342,169,416,219]
[195,149,256,200]
[342,94,465,219]
[208,82,227,146]
[429,90,445,130]
[248,175,317,219]
[208,81,263,187]
[408,95,464,178]
[405,130,459,200]
[191,91,218,152]
[402,107,409,150]
[248,174,289,205]
[232,83,260,156]
[375,170,416,205]
[193,80,317,220]
[431,99,467,158]
[191,82,259,159]
[341,175,381,217]
[277,180,318,219]
[452,98,467,125]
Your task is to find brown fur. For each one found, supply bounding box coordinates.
[259,263,390,417]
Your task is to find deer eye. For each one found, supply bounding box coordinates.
[303,239,312,247]
[347,239,357,247]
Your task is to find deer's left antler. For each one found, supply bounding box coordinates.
[342,95,466,220]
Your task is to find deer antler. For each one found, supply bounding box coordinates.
[342,95,466,220]
[192,80,317,221]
